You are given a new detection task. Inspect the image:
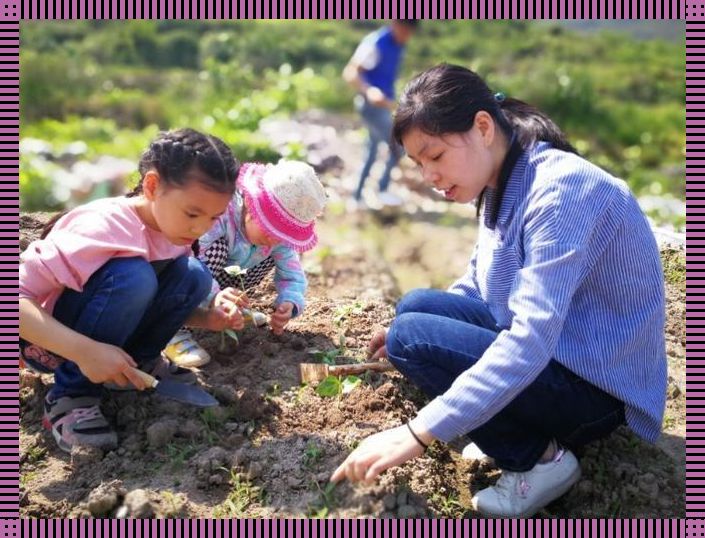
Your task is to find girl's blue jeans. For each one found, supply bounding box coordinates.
[21,256,212,399]
[354,96,402,201]
[387,288,626,472]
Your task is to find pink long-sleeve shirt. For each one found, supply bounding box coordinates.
[20,196,191,314]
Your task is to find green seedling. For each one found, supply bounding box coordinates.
[213,468,266,518]
[24,445,47,464]
[430,491,464,518]
[333,301,364,327]
[307,480,339,518]
[315,375,362,398]
[219,265,248,351]
[166,442,199,470]
[302,440,325,469]
[307,348,341,365]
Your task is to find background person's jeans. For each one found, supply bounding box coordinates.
[354,96,402,201]
[21,256,212,399]
[386,288,626,472]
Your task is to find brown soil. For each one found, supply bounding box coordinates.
[19,113,685,518]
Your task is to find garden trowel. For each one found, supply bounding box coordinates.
[132,368,219,407]
[298,361,396,384]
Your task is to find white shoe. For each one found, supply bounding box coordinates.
[163,329,211,368]
[376,191,403,207]
[470,448,581,518]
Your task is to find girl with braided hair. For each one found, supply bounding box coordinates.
[20,128,245,452]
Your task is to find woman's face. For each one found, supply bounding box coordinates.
[402,114,500,204]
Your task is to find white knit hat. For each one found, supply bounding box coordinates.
[264,160,327,222]
[239,160,327,252]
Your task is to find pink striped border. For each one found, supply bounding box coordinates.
[17,1,687,19]
[7,0,691,536]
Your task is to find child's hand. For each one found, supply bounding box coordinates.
[205,303,245,331]
[368,328,388,361]
[215,287,250,310]
[208,288,250,331]
[83,341,149,389]
[270,302,295,335]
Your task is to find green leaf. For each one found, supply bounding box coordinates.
[224,329,240,344]
[316,376,342,398]
[341,375,361,394]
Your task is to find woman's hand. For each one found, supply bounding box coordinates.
[368,328,389,361]
[81,341,149,389]
[330,424,429,485]
[270,302,294,335]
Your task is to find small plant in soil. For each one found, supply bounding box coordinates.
[160,490,187,518]
[302,440,325,469]
[429,490,464,518]
[220,265,249,350]
[213,468,266,517]
[315,375,362,398]
[166,442,199,471]
[24,445,47,464]
[333,301,365,327]
[307,480,339,519]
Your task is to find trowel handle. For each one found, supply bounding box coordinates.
[131,367,159,389]
[327,362,396,377]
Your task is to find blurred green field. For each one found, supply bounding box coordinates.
[20,20,684,228]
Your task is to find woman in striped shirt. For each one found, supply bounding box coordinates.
[331,64,667,518]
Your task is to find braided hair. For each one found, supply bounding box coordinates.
[42,129,240,255]
[129,128,239,198]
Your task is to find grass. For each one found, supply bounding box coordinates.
[165,442,199,471]
[213,468,266,518]
[661,248,685,292]
[159,490,187,518]
[20,470,38,488]
[302,440,325,470]
[333,301,365,327]
[429,490,465,518]
[24,445,47,465]
[199,406,234,443]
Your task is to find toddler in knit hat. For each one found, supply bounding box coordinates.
[164,160,327,368]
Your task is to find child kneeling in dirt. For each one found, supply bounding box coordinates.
[163,160,328,368]
[19,128,247,453]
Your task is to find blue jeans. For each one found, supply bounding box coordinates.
[21,256,212,399]
[354,96,402,201]
[386,289,626,472]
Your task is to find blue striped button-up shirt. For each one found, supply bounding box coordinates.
[411,142,667,444]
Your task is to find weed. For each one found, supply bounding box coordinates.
[430,490,464,518]
[302,440,325,469]
[166,442,199,470]
[160,490,186,518]
[307,480,338,518]
[333,301,365,327]
[213,468,266,517]
[25,445,47,465]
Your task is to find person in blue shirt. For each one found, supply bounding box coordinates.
[331,64,667,518]
[343,20,418,209]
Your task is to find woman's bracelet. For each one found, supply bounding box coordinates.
[406,422,429,451]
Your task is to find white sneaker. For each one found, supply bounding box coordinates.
[470,448,581,518]
[376,191,403,207]
[163,329,211,368]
